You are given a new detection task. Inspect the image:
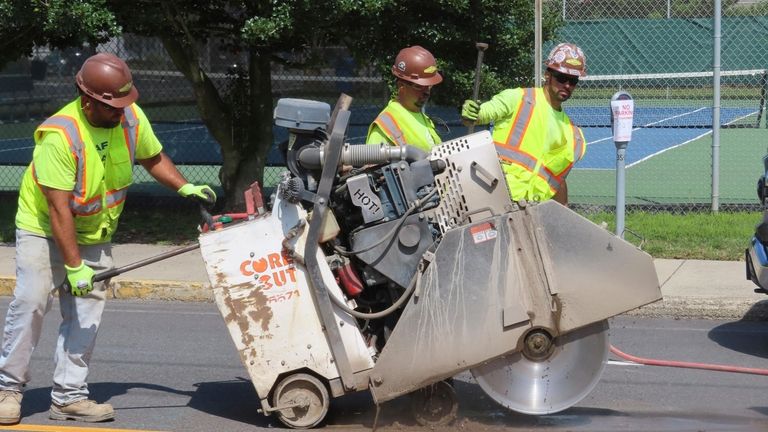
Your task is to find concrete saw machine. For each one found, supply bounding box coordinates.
[197,97,662,428]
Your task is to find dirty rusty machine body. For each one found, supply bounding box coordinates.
[198,98,662,428]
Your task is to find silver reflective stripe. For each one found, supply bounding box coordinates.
[75,197,102,215]
[376,112,406,146]
[121,106,138,162]
[106,188,128,208]
[572,123,584,160]
[505,88,536,148]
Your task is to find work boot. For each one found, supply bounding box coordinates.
[49,399,114,422]
[0,390,21,424]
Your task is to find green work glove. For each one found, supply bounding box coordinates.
[65,261,95,297]
[178,183,217,206]
[461,99,480,122]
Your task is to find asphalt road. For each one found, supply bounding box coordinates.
[0,299,765,432]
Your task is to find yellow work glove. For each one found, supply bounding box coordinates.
[461,99,481,122]
[177,183,216,206]
[65,261,95,296]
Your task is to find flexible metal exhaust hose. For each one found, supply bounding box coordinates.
[297,143,427,169]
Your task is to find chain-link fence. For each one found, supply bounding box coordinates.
[548,0,768,212]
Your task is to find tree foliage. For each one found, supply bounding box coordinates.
[0,0,118,67]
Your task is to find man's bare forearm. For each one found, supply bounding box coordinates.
[138,152,188,191]
[42,187,81,267]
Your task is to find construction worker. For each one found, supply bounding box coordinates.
[366,45,443,152]
[461,43,587,205]
[0,53,215,424]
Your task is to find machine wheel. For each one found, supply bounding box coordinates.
[409,380,458,427]
[470,320,610,415]
[272,373,330,429]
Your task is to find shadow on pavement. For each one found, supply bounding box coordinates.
[19,381,195,418]
[708,306,768,359]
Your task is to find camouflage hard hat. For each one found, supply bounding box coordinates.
[75,53,138,108]
[545,43,587,78]
[391,45,443,86]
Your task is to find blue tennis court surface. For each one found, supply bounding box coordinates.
[578,126,710,169]
[1,105,760,170]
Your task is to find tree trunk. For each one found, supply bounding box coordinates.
[159,37,274,210]
[217,49,272,210]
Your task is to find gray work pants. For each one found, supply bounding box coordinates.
[0,229,112,405]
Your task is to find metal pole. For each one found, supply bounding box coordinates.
[563,0,566,21]
[667,0,671,19]
[616,144,627,238]
[712,0,722,212]
[535,0,542,85]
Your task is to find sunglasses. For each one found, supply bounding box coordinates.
[400,80,430,92]
[97,100,123,113]
[549,70,579,86]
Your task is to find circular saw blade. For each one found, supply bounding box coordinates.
[470,320,609,415]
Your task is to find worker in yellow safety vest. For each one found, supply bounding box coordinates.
[366,45,443,152]
[461,43,588,205]
[0,53,215,425]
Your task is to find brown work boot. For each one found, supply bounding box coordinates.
[0,390,21,424]
[49,399,114,422]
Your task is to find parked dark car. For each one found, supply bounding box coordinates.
[745,153,768,294]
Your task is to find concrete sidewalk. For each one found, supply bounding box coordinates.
[0,243,766,320]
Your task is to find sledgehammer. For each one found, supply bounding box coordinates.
[468,42,489,134]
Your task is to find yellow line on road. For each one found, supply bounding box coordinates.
[0,425,166,432]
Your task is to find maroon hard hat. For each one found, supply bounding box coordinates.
[545,43,587,78]
[391,45,443,86]
[75,53,138,108]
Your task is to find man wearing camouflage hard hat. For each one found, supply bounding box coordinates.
[366,45,444,152]
[0,52,216,424]
[461,42,588,205]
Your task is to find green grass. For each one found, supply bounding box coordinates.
[582,210,759,261]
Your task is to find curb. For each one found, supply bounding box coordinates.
[625,296,768,321]
[1,277,766,320]
[0,277,213,302]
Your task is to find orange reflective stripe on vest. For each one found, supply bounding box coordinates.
[35,108,139,214]
[553,121,585,180]
[495,146,562,192]
[374,112,406,146]
[494,88,584,194]
[35,115,100,215]
[501,88,536,149]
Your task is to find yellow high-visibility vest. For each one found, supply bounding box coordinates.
[16,99,139,244]
[491,88,585,201]
[366,100,441,152]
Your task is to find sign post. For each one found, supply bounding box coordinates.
[611,91,634,238]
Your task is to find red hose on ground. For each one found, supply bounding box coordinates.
[610,345,768,376]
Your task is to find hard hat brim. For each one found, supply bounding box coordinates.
[394,72,443,87]
[103,86,139,109]
[411,73,443,86]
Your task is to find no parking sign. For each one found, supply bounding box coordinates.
[611,91,634,145]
